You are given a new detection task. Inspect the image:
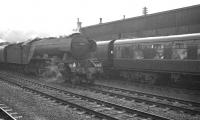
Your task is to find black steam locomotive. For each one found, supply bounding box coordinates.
[0,33,102,84]
[95,33,200,85]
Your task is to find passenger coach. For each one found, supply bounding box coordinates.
[96,33,200,85]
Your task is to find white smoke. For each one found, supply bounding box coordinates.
[0,38,5,43]
[0,30,50,43]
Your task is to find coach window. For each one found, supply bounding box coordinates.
[142,44,157,59]
[121,47,126,58]
[197,44,200,59]
[187,43,197,60]
[114,45,122,58]
[129,45,134,58]
[163,43,172,59]
[172,43,187,60]
[133,49,143,59]
[153,44,164,59]
[121,46,132,58]
[131,45,137,59]
[133,45,144,59]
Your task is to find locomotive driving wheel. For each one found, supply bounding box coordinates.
[86,74,95,84]
[71,75,82,85]
[62,64,73,83]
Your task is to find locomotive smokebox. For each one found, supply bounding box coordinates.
[70,33,96,59]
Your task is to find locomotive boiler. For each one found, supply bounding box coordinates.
[0,33,102,84]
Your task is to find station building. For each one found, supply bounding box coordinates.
[80,4,200,41]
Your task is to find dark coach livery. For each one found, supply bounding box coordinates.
[96,33,200,85]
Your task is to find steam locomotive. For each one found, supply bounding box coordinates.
[0,33,102,84]
[95,33,200,85]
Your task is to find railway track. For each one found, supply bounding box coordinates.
[0,102,22,120]
[0,72,171,120]
[80,84,200,115]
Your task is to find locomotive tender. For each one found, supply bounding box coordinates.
[96,33,200,85]
[0,33,102,84]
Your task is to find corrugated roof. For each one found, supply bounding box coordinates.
[82,4,200,29]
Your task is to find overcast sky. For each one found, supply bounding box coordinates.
[0,0,199,41]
